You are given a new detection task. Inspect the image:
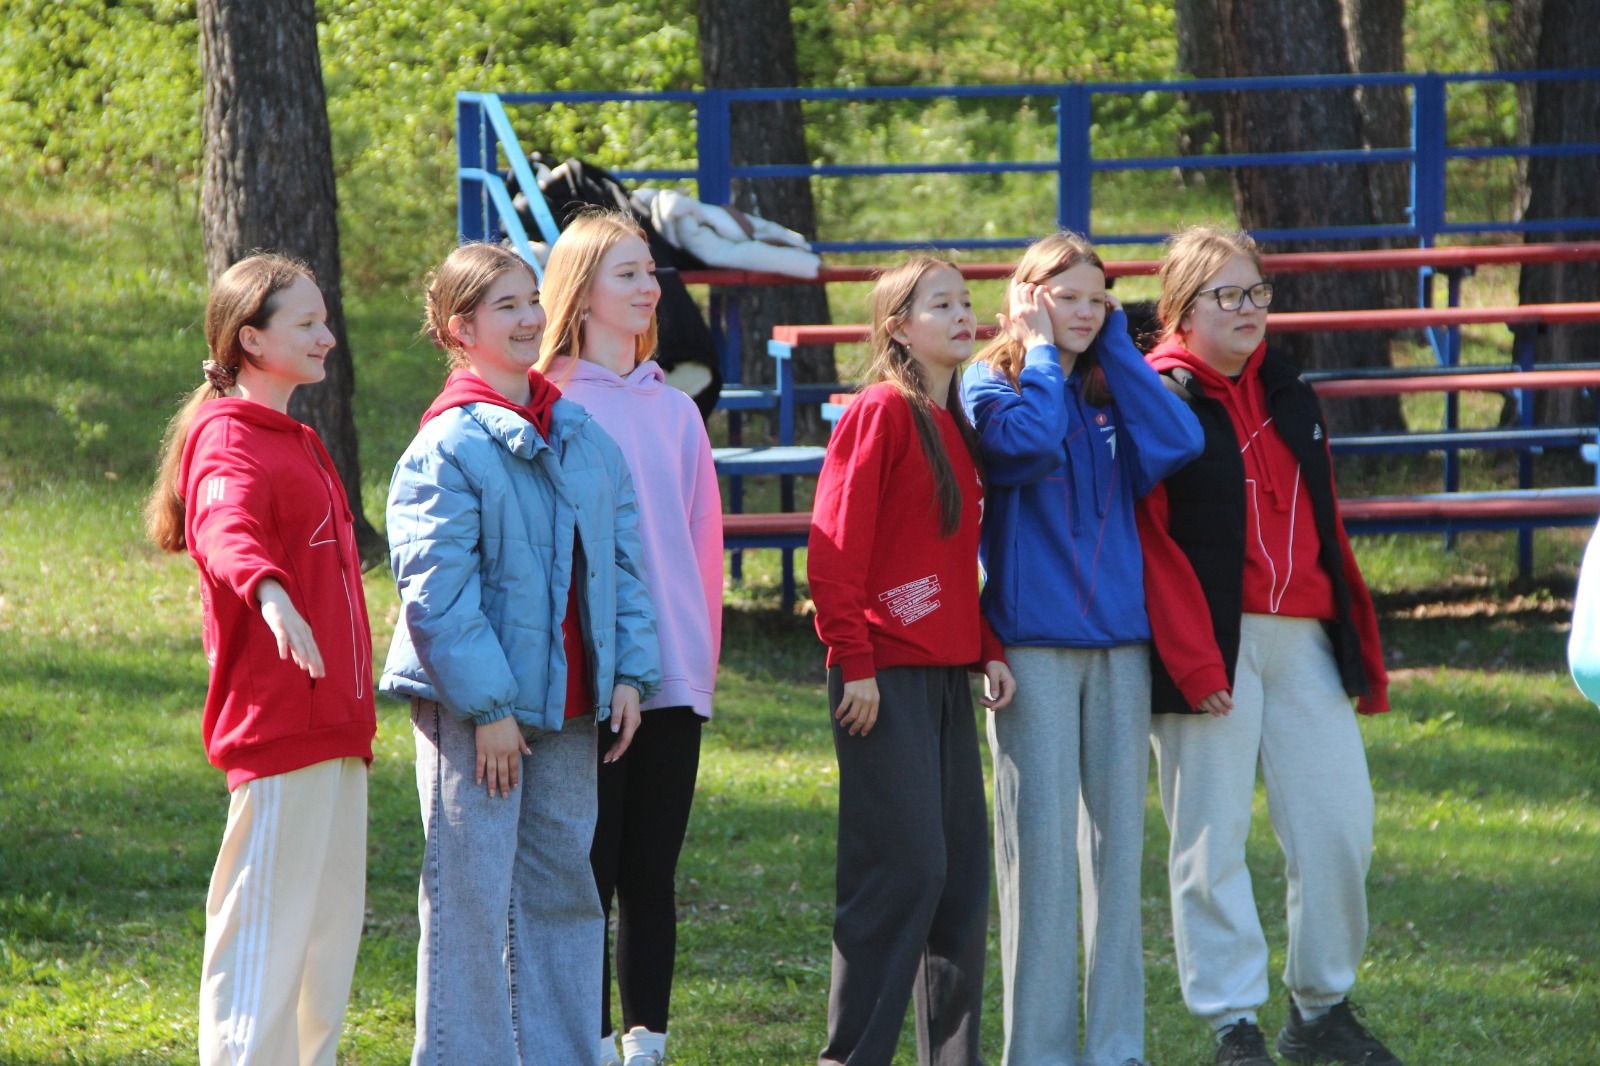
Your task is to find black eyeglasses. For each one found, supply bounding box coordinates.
[1196,281,1274,311]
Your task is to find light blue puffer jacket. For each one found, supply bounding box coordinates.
[380,398,661,732]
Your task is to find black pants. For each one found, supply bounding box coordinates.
[591,705,703,1036]
[819,666,990,1066]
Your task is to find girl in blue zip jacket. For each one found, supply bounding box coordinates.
[381,242,660,1066]
[961,231,1202,1066]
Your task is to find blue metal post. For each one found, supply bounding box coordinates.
[458,96,489,243]
[1057,85,1093,236]
[1516,333,1537,576]
[1413,76,1448,364]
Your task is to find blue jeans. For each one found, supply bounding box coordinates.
[411,699,602,1065]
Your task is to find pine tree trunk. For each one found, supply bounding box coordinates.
[1213,0,1404,432]
[1515,0,1600,426]
[198,0,374,549]
[1174,0,1225,179]
[1341,0,1413,329]
[697,0,834,440]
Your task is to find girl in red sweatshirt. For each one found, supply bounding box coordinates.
[1136,227,1401,1066]
[807,254,1014,1066]
[146,253,375,1066]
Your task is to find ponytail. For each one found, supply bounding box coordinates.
[145,383,228,552]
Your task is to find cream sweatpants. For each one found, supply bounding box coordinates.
[198,756,368,1066]
[1150,614,1374,1026]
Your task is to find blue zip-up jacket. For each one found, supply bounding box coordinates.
[962,307,1203,647]
[381,398,661,732]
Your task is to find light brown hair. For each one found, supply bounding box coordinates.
[867,254,983,538]
[537,210,659,377]
[144,253,316,553]
[976,230,1112,406]
[422,242,540,370]
[1157,225,1266,342]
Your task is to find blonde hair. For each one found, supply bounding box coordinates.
[976,230,1112,406]
[423,242,540,371]
[537,211,659,376]
[1157,226,1266,342]
[145,253,316,553]
[866,254,982,538]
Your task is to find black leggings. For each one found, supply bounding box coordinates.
[591,705,703,1035]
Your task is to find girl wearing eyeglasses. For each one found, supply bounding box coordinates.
[1136,227,1400,1066]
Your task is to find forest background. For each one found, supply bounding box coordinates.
[2,2,1598,1063]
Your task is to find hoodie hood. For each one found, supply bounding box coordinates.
[546,354,666,394]
[180,398,323,498]
[1148,335,1287,509]
[419,367,561,438]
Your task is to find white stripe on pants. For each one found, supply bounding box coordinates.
[1150,613,1374,1025]
[989,644,1151,1066]
[199,757,368,1066]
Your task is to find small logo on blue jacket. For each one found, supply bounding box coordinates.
[1312,423,1324,442]
[1100,423,1117,459]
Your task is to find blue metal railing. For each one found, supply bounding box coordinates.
[458,70,1600,261]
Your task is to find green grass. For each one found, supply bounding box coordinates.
[3,183,1599,1064]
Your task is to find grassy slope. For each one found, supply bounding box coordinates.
[1,186,1597,1063]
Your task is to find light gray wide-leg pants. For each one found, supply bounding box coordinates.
[989,644,1152,1066]
[1150,614,1375,1028]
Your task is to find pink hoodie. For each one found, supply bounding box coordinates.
[549,356,724,717]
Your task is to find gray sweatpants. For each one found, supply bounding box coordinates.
[820,665,990,1066]
[1150,614,1374,1027]
[411,699,603,1066]
[989,644,1153,1066]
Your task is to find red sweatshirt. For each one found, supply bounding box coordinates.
[1138,339,1389,714]
[180,399,376,788]
[1149,339,1337,621]
[420,369,593,718]
[807,383,1006,682]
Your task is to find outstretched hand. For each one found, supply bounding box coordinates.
[256,578,324,679]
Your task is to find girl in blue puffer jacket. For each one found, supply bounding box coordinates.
[381,242,661,1066]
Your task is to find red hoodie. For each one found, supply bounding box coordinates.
[1148,338,1337,621]
[180,399,376,788]
[808,384,1006,681]
[1138,338,1388,714]
[420,369,593,718]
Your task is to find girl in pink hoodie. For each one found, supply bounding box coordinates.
[539,211,723,1066]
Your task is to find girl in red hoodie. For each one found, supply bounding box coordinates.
[1136,227,1401,1066]
[808,254,1015,1066]
[146,253,376,1066]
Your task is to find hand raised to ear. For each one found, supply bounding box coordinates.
[997,281,1055,352]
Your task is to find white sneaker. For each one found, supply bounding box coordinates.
[621,1025,667,1065]
[599,1031,622,1066]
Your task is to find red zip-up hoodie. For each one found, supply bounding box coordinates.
[180,399,376,788]
[1138,338,1388,714]
[1149,338,1337,621]
[808,384,1006,681]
